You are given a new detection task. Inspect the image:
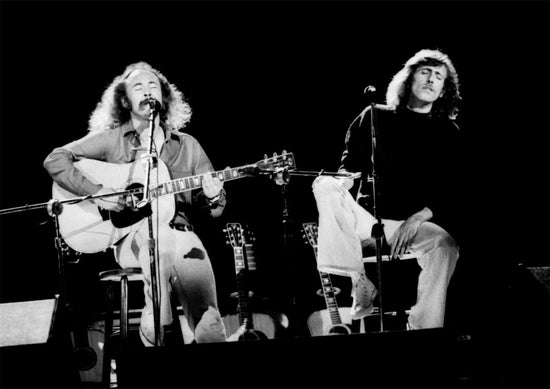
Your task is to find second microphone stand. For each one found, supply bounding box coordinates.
[366,96,386,332]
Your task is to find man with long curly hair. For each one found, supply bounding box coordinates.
[312,49,462,330]
[44,62,230,345]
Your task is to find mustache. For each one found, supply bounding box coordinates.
[140,98,162,110]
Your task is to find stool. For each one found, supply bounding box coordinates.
[99,267,144,386]
[362,251,420,331]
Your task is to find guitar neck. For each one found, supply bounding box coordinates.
[232,247,254,329]
[312,246,343,325]
[150,166,249,199]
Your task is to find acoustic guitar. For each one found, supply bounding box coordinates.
[222,223,279,341]
[302,222,364,336]
[51,152,295,253]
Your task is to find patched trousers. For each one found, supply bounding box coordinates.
[115,220,227,344]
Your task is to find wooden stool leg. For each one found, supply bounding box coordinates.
[102,282,114,387]
[120,275,128,345]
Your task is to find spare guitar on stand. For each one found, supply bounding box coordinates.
[223,222,278,341]
[302,222,364,336]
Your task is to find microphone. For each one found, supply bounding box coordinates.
[363,85,376,95]
[146,98,161,113]
[363,85,377,105]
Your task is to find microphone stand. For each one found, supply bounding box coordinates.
[365,89,386,332]
[48,200,70,311]
[136,104,162,347]
[278,170,298,336]
[267,163,298,336]
[265,167,359,337]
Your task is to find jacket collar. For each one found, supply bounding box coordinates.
[121,121,180,142]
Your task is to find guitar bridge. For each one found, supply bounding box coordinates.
[98,208,111,221]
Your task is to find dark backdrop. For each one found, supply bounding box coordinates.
[0,0,548,340]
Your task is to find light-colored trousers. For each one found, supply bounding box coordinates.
[115,220,227,344]
[312,177,459,329]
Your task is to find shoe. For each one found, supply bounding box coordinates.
[138,324,164,347]
[350,272,378,320]
[194,306,228,343]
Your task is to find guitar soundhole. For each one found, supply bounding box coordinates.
[110,183,152,228]
[328,325,352,335]
[73,346,97,370]
[98,208,111,222]
[239,329,268,341]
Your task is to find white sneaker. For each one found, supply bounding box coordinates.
[139,325,164,347]
[350,272,378,320]
[194,306,228,343]
[139,309,164,347]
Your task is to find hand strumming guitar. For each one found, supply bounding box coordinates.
[92,187,126,212]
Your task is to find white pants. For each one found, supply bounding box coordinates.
[115,221,227,344]
[312,177,459,329]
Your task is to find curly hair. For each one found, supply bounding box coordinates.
[88,62,192,132]
[385,49,461,120]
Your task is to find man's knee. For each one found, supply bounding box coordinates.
[312,176,341,196]
[431,230,459,267]
[435,231,458,252]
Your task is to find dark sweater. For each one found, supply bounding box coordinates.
[340,105,463,240]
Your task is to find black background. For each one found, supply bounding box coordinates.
[0,0,548,344]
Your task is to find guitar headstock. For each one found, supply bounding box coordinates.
[301,222,318,248]
[224,222,256,247]
[224,223,244,248]
[255,150,296,172]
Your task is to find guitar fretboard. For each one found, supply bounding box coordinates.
[150,167,245,199]
[233,247,253,329]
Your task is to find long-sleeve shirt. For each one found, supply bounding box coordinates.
[43,121,226,228]
[340,105,462,241]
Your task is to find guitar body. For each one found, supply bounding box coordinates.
[307,307,365,337]
[222,313,276,340]
[52,159,175,253]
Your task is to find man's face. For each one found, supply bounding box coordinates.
[408,64,447,109]
[124,69,163,119]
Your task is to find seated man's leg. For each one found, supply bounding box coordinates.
[167,229,227,343]
[312,176,372,274]
[312,176,378,319]
[404,222,459,329]
[115,221,173,346]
